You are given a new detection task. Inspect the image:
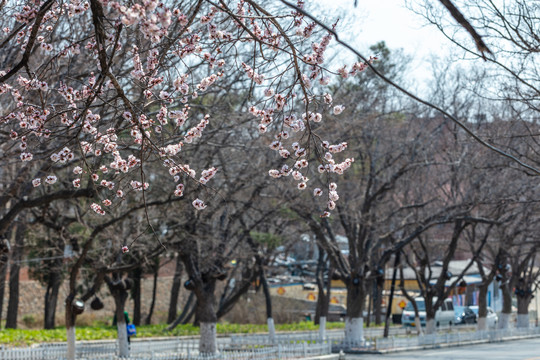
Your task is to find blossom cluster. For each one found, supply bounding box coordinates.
[0,0,377,235]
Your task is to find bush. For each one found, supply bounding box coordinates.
[21,314,37,328]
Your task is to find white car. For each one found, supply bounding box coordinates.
[401,297,455,327]
[468,306,498,328]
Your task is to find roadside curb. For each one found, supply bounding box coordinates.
[301,354,344,360]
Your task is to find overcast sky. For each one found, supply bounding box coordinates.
[313,0,452,85]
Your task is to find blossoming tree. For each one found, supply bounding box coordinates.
[0,0,375,355]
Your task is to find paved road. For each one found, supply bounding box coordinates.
[347,337,540,360]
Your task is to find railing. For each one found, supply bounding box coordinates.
[3,325,540,359]
[0,336,332,360]
[328,325,540,352]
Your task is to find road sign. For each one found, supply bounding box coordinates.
[277,287,286,295]
[398,300,407,309]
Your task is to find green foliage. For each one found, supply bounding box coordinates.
[21,315,37,328]
[250,231,283,251]
[0,322,345,346]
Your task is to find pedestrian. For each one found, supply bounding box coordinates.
[113,310,134,343]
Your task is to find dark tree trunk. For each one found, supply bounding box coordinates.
[166,292,196,330]
[145,262,159,325]
[345,277,367,344]
[517,294,533,328]
[314,249,329,325]
[131,267,142,326]
[374,277,384,325]
[0,258,8,326]
[194,280,218,354]
[261,270,272,319]
[366,285,372,328]
[195,280,217,323]
[346,278,366,318]
[44,267,62,329]
[167,255,183,324]
[478,283,488,318]
[499,281,513,329]
[109,279,130,358]
[65,296,77,360]
[6,223,25,329]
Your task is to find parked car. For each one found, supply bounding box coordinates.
[454,306,477,325]
[468,306,498,328]
[401,297,455,327]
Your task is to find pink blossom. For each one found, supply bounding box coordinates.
[45,175,57,185]
[192,198,207,210]
[268,169,281,178]
[20,152,33,161]
[333,105,345,115]
[91,203,105,215]
[32,178,41,187]
[174,183,184,197]
[122,246,129,254]
[329,190,339,201]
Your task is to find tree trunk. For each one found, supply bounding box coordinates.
[110,281,130,358]
[44,268,62,329]
[314,247,329,325]
[260,269,275,342]
[365,282,373,328]
[424,295,437,335]
[399,267,423,335]
[131,267,142,326]
[319,267,332,340]
[476,283,489,331]
[167,255,183,324]
[65,298,77,360]
[166,292,195,331]
[0,258,8,326]
[426,318,436,334]
[415,316,423,335]
[499,282,512,329]
[517,295,532,328]
[344,279,366,346]
[145,263,159,325]
[6,223,25,329]
[196,281,218,354]
[374,277,384,325]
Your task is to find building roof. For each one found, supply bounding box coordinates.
[385,259,489,282]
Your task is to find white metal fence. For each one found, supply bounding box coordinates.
[0,337,332,360]
[2,326,540,359]
[328,326,540,352]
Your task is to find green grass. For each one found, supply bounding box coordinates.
[0,321,345,346]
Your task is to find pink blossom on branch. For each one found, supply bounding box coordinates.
[0,0,372,219]
[192,198,207,210]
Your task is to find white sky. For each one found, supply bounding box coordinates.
[312,0,453,85]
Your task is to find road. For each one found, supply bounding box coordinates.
[347,337,540,360]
